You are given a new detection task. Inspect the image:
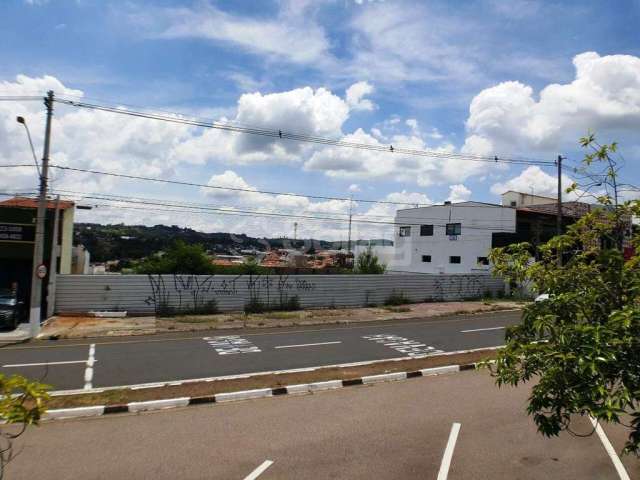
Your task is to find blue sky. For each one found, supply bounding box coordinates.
[1,0,639,240]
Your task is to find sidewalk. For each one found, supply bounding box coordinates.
[38,300,523,339]
[0,323,31,344]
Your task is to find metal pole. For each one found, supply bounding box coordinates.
[28,90,54,337]
[556,155,563,236]
[46,196,60,319]
[347,194,353,254]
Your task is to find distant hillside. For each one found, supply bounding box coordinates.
[74,223,341,262]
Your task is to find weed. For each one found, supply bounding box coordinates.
[384,290,411,306]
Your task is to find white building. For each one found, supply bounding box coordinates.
[392,201,516,274]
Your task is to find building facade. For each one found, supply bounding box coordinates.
[392,201,517,274]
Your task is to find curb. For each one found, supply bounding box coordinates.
[43,361,486,421]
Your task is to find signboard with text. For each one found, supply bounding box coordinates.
[0,223,35,243]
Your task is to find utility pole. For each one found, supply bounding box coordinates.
[46,196,60,319]
[556,154,563,267]
[556,155,563,237]
[347,194,353,254]
[28,90,54,337]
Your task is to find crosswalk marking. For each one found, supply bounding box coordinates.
[203,336,261,355]
[363,334,443,357]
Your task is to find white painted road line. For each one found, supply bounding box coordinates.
[243,460,274,480]
[590,417,631,480]
[84,343,96,390]
[437,422,461,480]
[3,360,91,368]
[460,326,506,333]
[274,341,342,349]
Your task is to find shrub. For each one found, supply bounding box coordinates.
[384,290,411,306]
[244,297,267,314]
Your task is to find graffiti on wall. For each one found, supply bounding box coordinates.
[143,273,317,314]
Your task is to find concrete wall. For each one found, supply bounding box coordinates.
[55,273,505,315]
[393,202,516,274]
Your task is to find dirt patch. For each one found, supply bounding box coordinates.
[45,349,498,409]
[41,300,524,339]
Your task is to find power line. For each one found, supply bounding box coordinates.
[54,97,557,167]
[55,189,516,231]
[46,164,427,206]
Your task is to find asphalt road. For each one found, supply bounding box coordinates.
[0,310,519,390]
[7,369,638,479]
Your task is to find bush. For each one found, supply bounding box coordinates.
[354,248,386,274]
[244,297,267,314]
[384,290,411,306]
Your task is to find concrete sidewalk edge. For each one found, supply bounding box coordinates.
[43,360,493,421]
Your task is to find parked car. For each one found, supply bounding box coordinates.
[0,289,22,330]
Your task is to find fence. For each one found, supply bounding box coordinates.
[54,273,505,315]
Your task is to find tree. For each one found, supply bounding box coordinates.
[354,248,386,274]
[134,240,215,275]
[487,136,640,454]
[0,374,49,477]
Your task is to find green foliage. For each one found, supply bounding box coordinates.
[354,248,386,274]
[134,240,215,275]
[489,242,533,299]
[384,290,411,306]
[244,295,301,315]
[486,136,640,455]
[244,297,267,314]
[0,374,49,474]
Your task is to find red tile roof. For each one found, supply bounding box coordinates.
[517,201,592,218]
[0,196,75,210]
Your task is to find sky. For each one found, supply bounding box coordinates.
[0,0,639,242]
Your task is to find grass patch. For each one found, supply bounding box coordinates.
[383,306,412,313]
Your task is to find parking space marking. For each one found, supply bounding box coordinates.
[590,417,631,480]
[84,344,96,390]
[274,341,342,349]
[460,326,505,333]
[3,360,90,368]
[362,334,443,357]
[437,422,461,480]
[243,460,274,480]
[204,336,262,355]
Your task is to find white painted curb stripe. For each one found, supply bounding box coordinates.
[420,365,460,376]
[437,422,461,480]
[244,460,274,480]
[215,388,273,403]
[286,384,312,395]
[308,380,342,392]
[45,406,105,420]
[362,372,407,384]
[128,397,190,413]
[590,417,631,480]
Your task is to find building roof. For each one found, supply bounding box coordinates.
[517,201,592,218]
[0,196,75,210]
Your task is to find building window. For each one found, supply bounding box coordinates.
[422,255,431,263]
[477,256,489,266]
[510,201,517,207]
[399,226,411,237]
[445,223,461,236]
[449,256,461,264]
[420,224,433,236]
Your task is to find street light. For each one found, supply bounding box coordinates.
[16,116,41,178]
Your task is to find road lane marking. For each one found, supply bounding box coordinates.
[363,334,443,357]
[84,343,96,390]
[274,341,342,349]
[5,310,521,350]
[243,460,274,480]
[3,360,91,368]
[590,417,631,480]
[437,422,461,480]
[204,336,261,355]
[460,326,506,333]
